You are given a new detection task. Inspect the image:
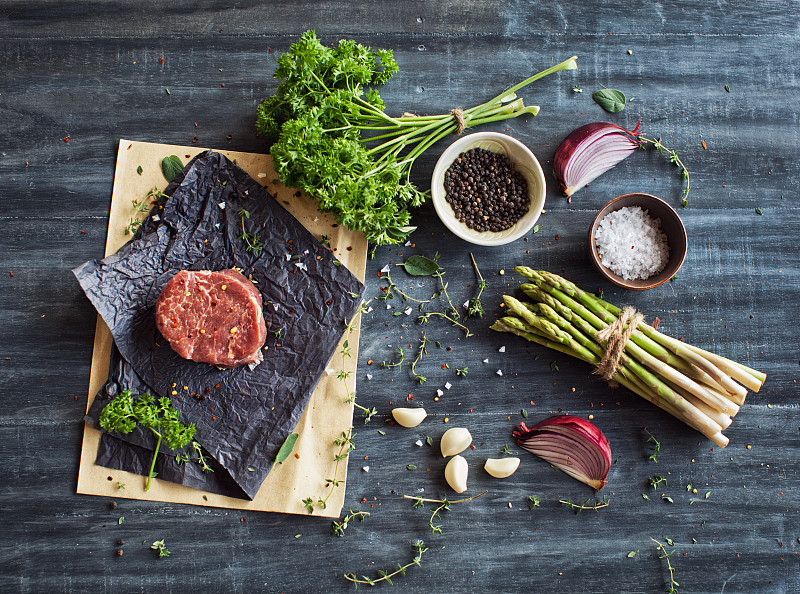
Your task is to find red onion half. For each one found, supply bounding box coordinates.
[513,415,611,490]
[554,122,642,198]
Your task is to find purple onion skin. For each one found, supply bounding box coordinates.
[553,122,642,196]
[513,414,612,489]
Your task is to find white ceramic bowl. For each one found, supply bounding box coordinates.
[431,132,546,246]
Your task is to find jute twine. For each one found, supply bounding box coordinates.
[594,306,644,382]
[401,109,467,135]
[450,108,466,135]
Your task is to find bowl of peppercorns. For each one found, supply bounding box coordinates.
[431,132,546,246]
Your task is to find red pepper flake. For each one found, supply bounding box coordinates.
[159,58,164,64]
[194,122,198,127]
[220,83,225,87]
[347,246,353,251]
[63,136,70,143]
[226,135,232,140]
[367,360,373,365]
[204,387,211,394]
[407,394,414,401]
[441,364,447,369]
[8,271,13,277]
[326,299,333,305]
[446,346,452,351]
[240,517,246,523]
[211,416,216,421]
[360,497,367,503]
[192,137,198,143]
[294,453,300,459]
[651,317,661,330]
[701,141,708,150]
[215,383,220,388]
[470,445,476,450]
[555,234,560,240]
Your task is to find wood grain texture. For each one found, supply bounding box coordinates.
[0,1,798,592]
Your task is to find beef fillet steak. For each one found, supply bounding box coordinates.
[155,269,267,368]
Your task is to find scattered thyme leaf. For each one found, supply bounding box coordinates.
[627,550,638,558]
[136,165,143,175]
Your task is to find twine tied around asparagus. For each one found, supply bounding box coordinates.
[594,306,644,382]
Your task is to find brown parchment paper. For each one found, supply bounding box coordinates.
[76,139,366,517]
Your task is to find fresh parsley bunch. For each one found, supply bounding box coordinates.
[99,391,196,491]
[257,31,577,245]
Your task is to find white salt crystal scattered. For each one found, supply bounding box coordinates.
[405,241,412,246]
[152,215,160,222]
[463,300,470,308]
[325,368,335,376]
[496,369,503,376]
[444,382,452,390]
[366,306,373,313]
[499,346,506,353]
[366,374,373,380]
[483,358,489,364]
[257,173,267,178]
[386,303,392,310]
[304,249,309,255]
[313,217,319,223]
[285,253,291,261]
[436,389,444,397]
[295,262,307,271]
[218,201,226,209]
[404,307,412,315]
[273,303,279,311]
[415,439,423,447]
[215,223,220,229]
[381,264,391,273]
[594,206,670,280]
[362,466,370,473]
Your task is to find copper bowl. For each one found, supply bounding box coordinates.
[588,193,688,290]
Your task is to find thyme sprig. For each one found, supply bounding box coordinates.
[466,253,488,318]
[404,491,488,535]
[331,509,370,537]
[379,270,430,304]
[381,345,405,368]
[652,538,679,593]
[559,495,609,514]
[344,540,428,588]
[644,428,661,463]
[150,540,170,558]
[638,136,691,207]
[649,475,668,489]
[175,441,214,473]
[418,310,472,337]
[340,303,377,422]
[410,334,429,384]
[302,429,355,514]
[238,209,264,253]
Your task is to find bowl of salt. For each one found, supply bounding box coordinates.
[588,193,688,290]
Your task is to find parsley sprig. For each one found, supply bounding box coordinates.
[257,31,577,245]
[99,391,196,491]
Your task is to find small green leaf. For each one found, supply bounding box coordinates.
[592,89,627,113]
[161,155,183,182]
[550,360,560,372]
[627,550,638,558]
[665,537,675,546]
[378,430,386,436]
[724,85,730,93]
[755,207,763,215]
[521,408,528,418]
[705,491,711,499]
[662,495,674,503]
[533,224,540,234]
[118,516,124,524]
[642,493,650,500]
[425,436,433,447]
[406,464,417,471]
[136,165,143,175]
[397,255,440,276]
[294,534,301,539]
[272,432,299,469]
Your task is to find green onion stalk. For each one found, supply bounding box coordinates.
[491,269,766,448]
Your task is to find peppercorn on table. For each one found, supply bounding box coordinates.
[2,2,798,592]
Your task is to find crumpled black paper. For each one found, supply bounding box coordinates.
[74,151,365,500]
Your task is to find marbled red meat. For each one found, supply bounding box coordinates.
[155,269,267,368]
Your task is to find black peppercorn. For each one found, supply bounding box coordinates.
[110,501,117,509]
[444,148,529,232]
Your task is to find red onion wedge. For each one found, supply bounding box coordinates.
[554,122,642,198]
[513,415,611,490]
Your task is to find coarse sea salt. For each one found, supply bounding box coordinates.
[594,206,669,280]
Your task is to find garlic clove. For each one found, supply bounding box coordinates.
[440,427,472,457]
[484,457,521,478]
[444,455,468,493]
[391,407,427,428]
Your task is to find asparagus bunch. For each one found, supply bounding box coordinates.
[491,268,766,448]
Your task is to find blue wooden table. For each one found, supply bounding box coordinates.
[1,2,798,592]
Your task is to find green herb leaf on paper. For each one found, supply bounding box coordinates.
[272,433,299,469]
[397,255,440,277]
[592,89,627,113]
[161,155,184,183]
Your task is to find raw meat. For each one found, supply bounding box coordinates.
[155,269,267,368]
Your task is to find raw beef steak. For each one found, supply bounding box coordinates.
[155,269,267,368]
